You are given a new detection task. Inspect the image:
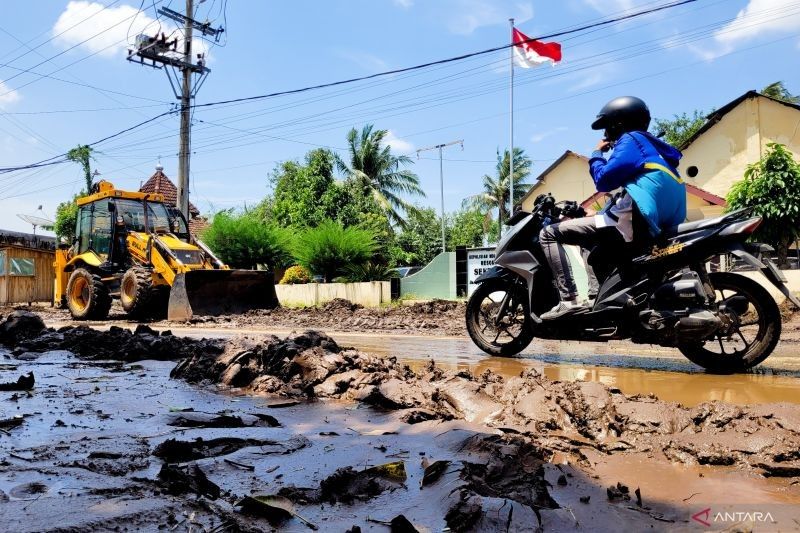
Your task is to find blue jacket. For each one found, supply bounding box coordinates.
[589,131,686,236]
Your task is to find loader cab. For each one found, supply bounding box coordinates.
[74,200,113,258]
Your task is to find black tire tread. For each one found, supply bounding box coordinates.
[66,268,111,321]
[121,267,158,319]
[466,278,535,357]
[678,272,781,373]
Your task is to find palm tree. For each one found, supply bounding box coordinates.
[761,81,800,104]
[336,124,425,228]
[463,147,532,229]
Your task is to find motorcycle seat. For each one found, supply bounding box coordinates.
[662,208,749,237]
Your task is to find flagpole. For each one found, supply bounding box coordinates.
[508,18,515,232]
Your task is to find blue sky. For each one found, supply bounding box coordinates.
[1,0,799,234]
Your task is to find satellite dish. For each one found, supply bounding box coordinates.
[17,213,55,235]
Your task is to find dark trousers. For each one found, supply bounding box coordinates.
[539,216,624,301]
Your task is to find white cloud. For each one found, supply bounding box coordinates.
[445,1,533,35]
[52,1,209,59]
[715,0,800,48]
[530,126,567,143]
[583,0,635,13]
[392,0,414,8]
[568,71,606,92]
[383,131,415,154]
[336,50,389,73]
[686,0,800,60]
[0,81,21,108]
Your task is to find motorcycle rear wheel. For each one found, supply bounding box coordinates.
[678,272,780,373]
[466,278,535,357]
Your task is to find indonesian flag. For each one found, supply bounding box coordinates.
[512,28,561,68]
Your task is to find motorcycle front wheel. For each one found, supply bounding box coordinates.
[678,272,781,373]
[466,278,534,357]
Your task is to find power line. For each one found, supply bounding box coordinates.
[187,0,697,112]
[0,0,721,178]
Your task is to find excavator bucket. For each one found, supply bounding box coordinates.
[167,269,279,321]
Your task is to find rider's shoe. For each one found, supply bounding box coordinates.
[541,299,587,320]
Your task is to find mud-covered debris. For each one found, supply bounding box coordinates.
[389,514,420,533]
[320,298,362,313]
[445,495,483,533]
[0,372,34,391]
[0,415,25,429]
[319,461,407,504]
[756,462,800,477]
[421,460,450,487]
[154,437,276,462]
[251,413,281,426]
[580,495,590,504]
[237,494,318,530]
[153,435,308,462]
[9,481,48,499]
[166,412,278,428]
[0,311,45,345]
[607,484,631,501]
[635,487,643,507]
[87,451,123,459]
[168,329,800,475]
[158,463,220,499]
[11,323,225,362]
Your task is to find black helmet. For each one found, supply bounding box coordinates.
[591,96,651,139]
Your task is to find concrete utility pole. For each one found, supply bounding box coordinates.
[177,0,193,220]
[126,1,223,220]
[416,139,464,254]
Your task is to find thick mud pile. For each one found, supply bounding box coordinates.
[3,310,800,531]
[172,329,800,479]
[191,298,467,336]
[1,298,468,336]
[1,310,223,361]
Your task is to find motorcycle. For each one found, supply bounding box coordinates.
[465,193,800,373]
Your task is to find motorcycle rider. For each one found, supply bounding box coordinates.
[539,96,686,320]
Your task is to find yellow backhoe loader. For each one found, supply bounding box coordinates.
[53,181,278,321]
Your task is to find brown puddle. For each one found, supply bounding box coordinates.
[402,358,800,407]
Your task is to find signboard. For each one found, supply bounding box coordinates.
[466,247,496,296]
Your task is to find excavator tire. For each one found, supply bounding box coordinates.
[120,267,159,319]
[67,268,111,321]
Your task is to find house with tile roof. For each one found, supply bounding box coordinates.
[139,164,209,235]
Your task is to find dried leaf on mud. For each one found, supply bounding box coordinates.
[237,494,318,530]
[0,372,34,391]
[363,461,407,482]
[421,460,451,487]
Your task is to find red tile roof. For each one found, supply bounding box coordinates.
[580,183,727,209]
[140,168,200,217]
[188,216,210,237]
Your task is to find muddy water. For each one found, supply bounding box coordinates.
[115,325,800,408]
[317,334,800,407]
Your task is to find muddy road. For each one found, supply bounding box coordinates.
[1,311,800,531]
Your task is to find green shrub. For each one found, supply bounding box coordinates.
[342,261,393,282]
[201,211,293,270]
[292,221,376,282]
[280,265,312,284]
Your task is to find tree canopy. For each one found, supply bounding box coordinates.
[761,81,800,104]
[336,124,425,228]
[463,147,532,229]
[727,143,800,267]
[651,110,707,148]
